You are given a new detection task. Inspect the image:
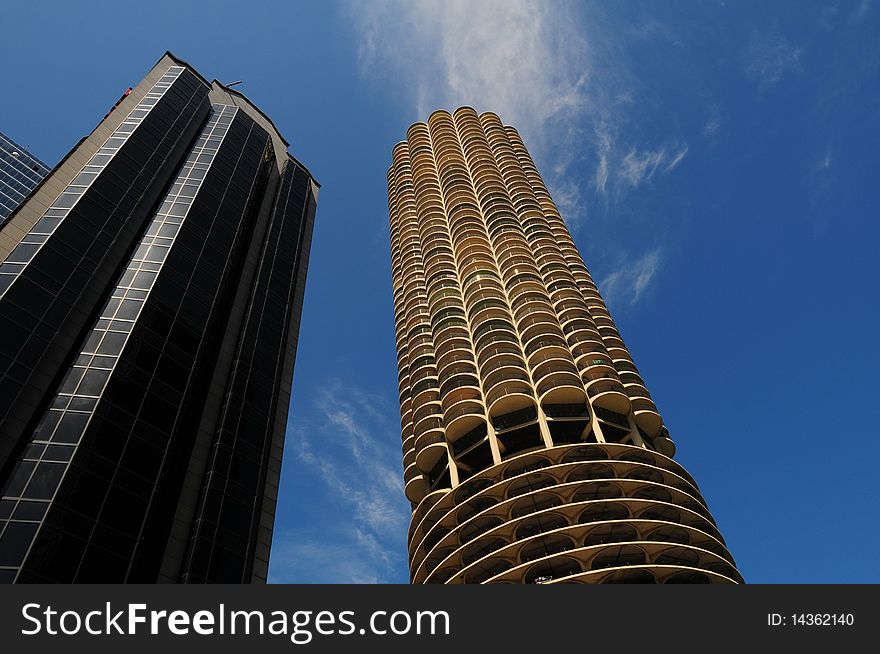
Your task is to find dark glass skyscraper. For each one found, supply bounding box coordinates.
[0,53,318,583]
[0,131,50,225]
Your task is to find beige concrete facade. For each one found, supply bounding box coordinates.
[388,107,741,584]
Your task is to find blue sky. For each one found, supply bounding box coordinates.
[1,0,878,583]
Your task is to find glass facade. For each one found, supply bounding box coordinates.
[179,161,318,583]
[0,66,212,473]
[0,131,49,226]
[0,54,318,583]
[0,67,187,296]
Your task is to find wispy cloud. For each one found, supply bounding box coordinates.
[703,116,723,137]
[549,178,588,231]
[593,121,613,195]
[346,0,689,231]
[350,0,591,150]
[599,248,663,307]
[851,0,873,22]
[746,33,804,85]
[619,145,688,188]
[665,145,689,171]
[270,532,391,584]
[271,379,410,583]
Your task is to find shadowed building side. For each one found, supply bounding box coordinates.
[0,53,318,583]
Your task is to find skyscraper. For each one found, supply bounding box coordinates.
[0,131,50,225]
[0,53,318,583]
[388,108,741,584]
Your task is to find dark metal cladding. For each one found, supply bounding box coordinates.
[0,53,318,584]
[179,161,317,583]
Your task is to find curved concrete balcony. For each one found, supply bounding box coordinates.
[505,270,547,296]
[475,340,523,369]
[409,377,439,408]
[408,442,715,540]
[612,358,640,376]
[618,371,649,397]
[523,335,570,364]
[413,411,443,442]
[423,257,457,282]
[575,355,616,377]
[505,276,545,298]
[416,437,449,475]
[558,307,596,329]
[494,245,536,269]
[483,362,531,405]
[569,338,607,363]
[463,282,507,308]
[408,358,436,382]
[466,296,508,321]
[432,320,469,347]
[456,249,496,274]
[462,280,506,303]
[480,357,529,386]
[629,397,663,437]
[474,546,740,584]
[470,306,514,328]
[410,385,439,413]
[538,377,588,406]
[518,316,564,345]
[402,433,415,458]
[437,361,478,383]
[412,458,736,581]
[404,460,421,485]
[443,400,486,441]
[531,355,578,379]
[650,433,676,457]
[436,351,478,378]
[495,244,534,269]
[510,293,554,322]
[547,279,580,299]
[563,566,737,584]
[400,408,413,431]
[426,504,739,583]
[542,270,578,291]
[473,322,519,352]
[405,473,427,504]
[426,282,460,304]
[427,294,464,316]
[586,379,631,415]
[403,449,417,474]
[602,342,631,361]
[439,380,482,413]
[564,325,604,348]
[473,334,522,364]
[485,379,535,417]
[414,423,445,456]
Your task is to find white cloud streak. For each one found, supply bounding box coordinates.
[272,380,410,583]
[703,116,722,137]
[347,0,685,230]
[346,1,694,300]
[746,33,804,85]
[350,0,591,150]
[619,145,688,188]
[599,248,663,307]
[270,533,388,584]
